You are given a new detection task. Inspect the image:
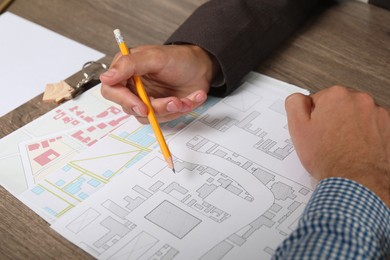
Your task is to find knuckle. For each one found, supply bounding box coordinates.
[121,56,135,74]
[335,89,377,114]
[328,85,348,95]
[378,106,390,119]
[355,92,375,106]
[146,48,166,65]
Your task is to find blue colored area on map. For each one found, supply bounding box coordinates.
[44,206,57,216]
[62,164,72,171]
[126,150,148,168]
[64,178,85,194]
[164,97,220,128]
[127,125,155,147]
[103,170,114,178]
[78,192,89,200]
[88,179,101,187]
[55,179,66,187]
[32,186,45,195]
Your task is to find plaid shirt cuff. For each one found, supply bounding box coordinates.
[274,177,390,259]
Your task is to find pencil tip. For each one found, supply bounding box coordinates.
[166,157,175,173]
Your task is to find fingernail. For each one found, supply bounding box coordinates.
[101,69,116,78]
[195,93,206,103]
[132,106,141,115]
[167,101,178,112]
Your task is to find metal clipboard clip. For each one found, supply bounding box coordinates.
[43,61,107,103]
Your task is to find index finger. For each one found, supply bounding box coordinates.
[100,47,165,86]
[100,80,148,117]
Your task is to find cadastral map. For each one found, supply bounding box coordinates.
[52,73,315,259]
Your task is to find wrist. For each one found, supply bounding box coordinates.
[187,44,222,86]
[352,171,390,207]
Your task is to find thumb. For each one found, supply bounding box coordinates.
[285,93,312,136]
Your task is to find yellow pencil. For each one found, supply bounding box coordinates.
[113,29,175,172]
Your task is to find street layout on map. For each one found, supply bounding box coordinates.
[51,73,315,260]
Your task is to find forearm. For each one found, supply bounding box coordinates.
[274,178,390,259]
[166,0,324,96]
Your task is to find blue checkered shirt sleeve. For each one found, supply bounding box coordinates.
[273,177,390,259]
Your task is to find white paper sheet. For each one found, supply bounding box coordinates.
[0,12,104,117]
[51,73,316,260]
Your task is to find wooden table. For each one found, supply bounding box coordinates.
[1,0,389,259]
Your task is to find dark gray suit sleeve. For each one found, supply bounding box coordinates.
[370,0,390,10]
[166,0,323,96]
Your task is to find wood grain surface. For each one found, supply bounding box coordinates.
[0,0,389,259]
